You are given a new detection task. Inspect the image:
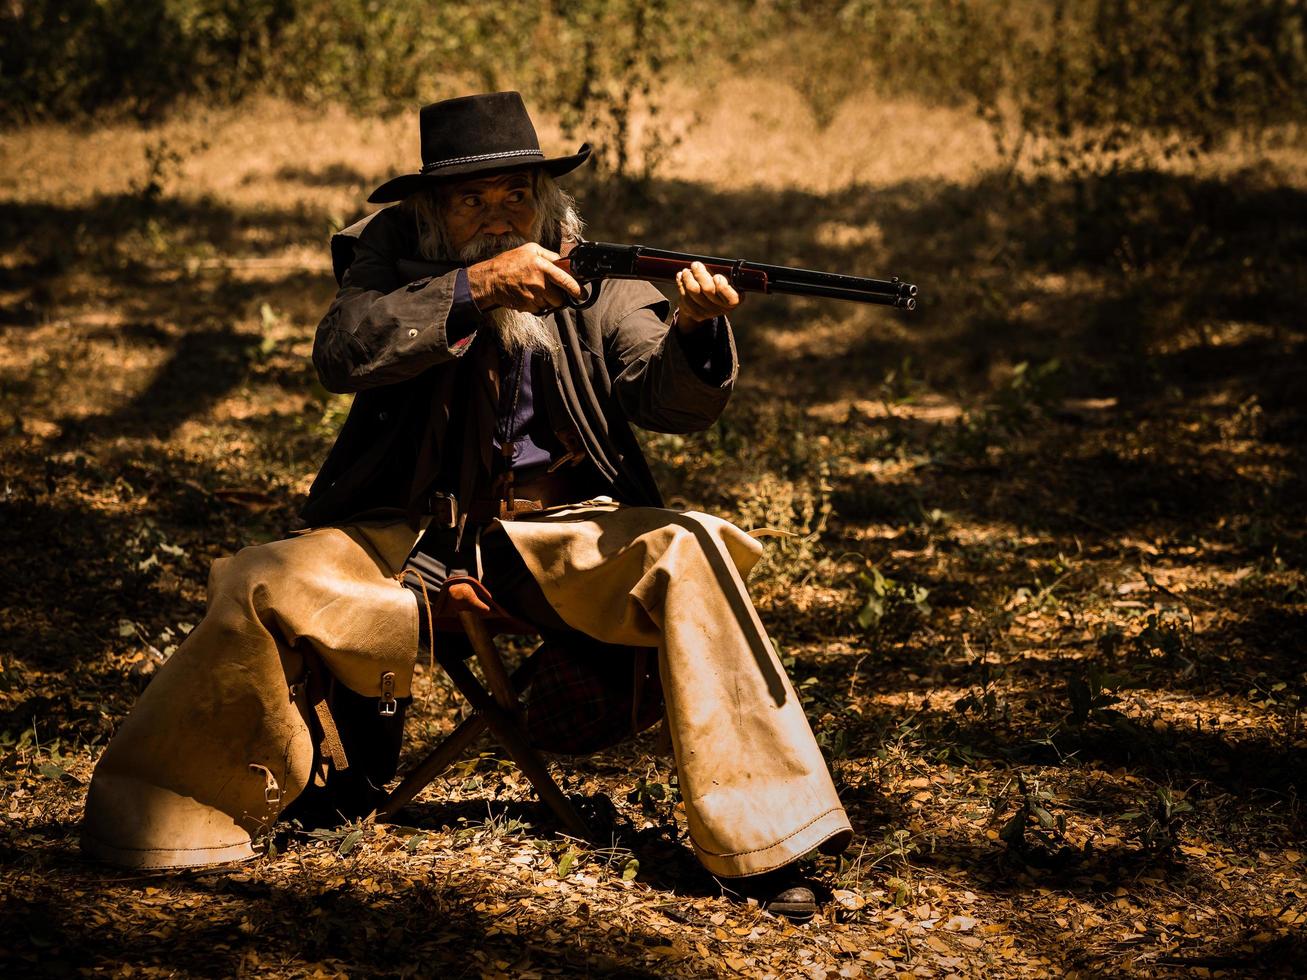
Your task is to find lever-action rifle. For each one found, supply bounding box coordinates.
[394,241,918,312]
[558,240,918,312]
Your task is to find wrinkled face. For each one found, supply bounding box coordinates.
[440,171,539,262]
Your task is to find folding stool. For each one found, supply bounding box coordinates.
[378,573,591,841]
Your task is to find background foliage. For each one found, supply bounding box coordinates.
[4,0,1305,176]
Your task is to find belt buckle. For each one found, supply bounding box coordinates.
[429,491,457,529]
[499,498,544,521]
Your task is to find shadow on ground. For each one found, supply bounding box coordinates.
[2,162,1305,976]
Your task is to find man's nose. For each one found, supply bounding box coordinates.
[480,203,514,235]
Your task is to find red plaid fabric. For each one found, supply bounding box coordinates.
[523,637,663,755]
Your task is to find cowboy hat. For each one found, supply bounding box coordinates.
[367,91,590,203]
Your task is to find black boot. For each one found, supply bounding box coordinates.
[721,867,819,923]
[282,685,410,829]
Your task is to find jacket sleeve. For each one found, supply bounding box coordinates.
[602,282,739,434]
[312,210,474,393]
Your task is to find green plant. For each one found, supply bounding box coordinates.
[853,563,931,636]
[309,381,353,439]
[1132,610,1191,660]
[954,655,1007,720]
[300,814,374,855]
[993,359,1063,425]
[878,355,928,408]
[1246,674,1303,733]
[626,773,680,818]
[949,358,1065,456]
[1120,786,1193,854]
[996,773,1088,866]
[8,0,1305,177]
[1065,667,1130,728]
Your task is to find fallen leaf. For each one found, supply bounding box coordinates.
[337,829,363,856]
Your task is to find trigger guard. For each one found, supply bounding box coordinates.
[564,281,602,311]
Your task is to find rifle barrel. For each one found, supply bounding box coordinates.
[770,279,917,310]
[749,261,914,299]
[568,241,918,311]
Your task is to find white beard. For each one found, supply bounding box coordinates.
[487,307,559,357]
[458,232,559,357]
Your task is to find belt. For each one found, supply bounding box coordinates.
[513,465,592,507]
[461,497,544,524]
[427,465,598,528]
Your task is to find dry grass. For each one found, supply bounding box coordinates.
[0,85,1002,210]
[2,83,1305,978]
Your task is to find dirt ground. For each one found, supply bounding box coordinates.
[1,91,1305,977]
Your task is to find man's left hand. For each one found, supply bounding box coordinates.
[675,261,740,333]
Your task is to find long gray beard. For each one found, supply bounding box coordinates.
[457,233,559,357]
[487,307,558,357]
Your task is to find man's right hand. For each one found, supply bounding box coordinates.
[466,243,584,314]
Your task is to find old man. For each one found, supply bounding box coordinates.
[82,93,851,916]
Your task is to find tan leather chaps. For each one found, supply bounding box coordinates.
[81,505,851,877]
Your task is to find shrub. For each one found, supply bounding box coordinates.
[4,0,1303,178]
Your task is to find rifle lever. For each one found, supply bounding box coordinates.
[564,280,602,310]
[540,279,601,315]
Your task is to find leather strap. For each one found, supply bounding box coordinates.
[302,648,350,774]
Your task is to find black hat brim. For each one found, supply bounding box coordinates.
[367,144,591,204]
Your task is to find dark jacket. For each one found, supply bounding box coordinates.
[302,206,738,527]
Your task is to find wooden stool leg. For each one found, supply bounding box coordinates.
[459,610,517,709]
[378,711,488,820]
[381,576,590,841]
[479,703,592,842]
[442,649,592,842]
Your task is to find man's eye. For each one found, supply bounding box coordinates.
[462,197,480,209]
[507,192,526,204]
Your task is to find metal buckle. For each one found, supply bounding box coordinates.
[428,491,457,529]
[250,764,281,805]
[379,671,398,717]
[499,498,544,520]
